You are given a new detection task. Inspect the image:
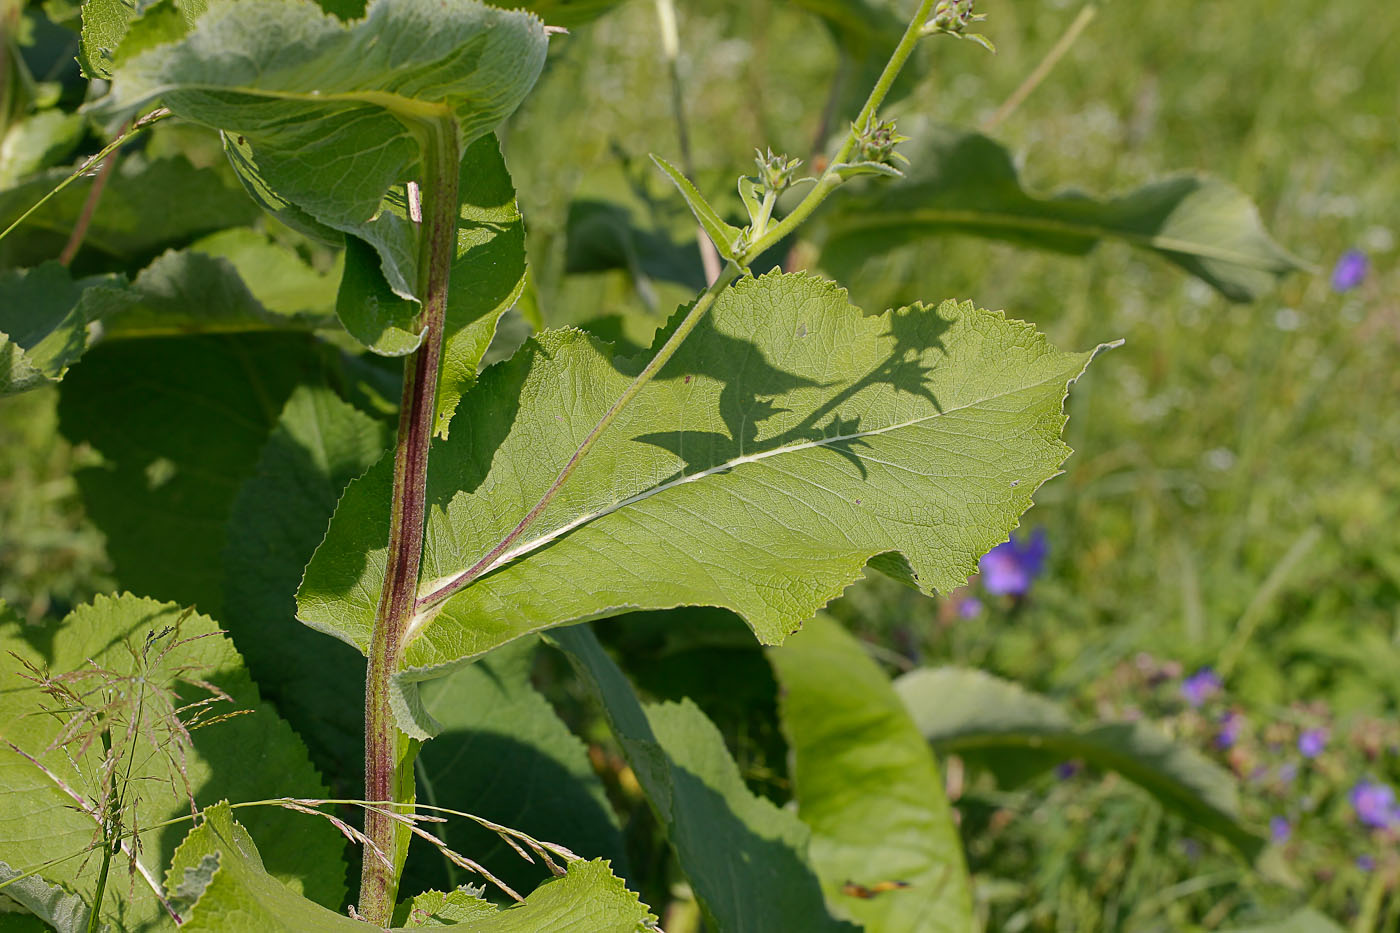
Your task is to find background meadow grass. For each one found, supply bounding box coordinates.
[2,0,1396,928]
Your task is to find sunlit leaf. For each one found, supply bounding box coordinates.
[770,616,973,932]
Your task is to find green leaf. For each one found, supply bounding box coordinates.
[221,385,389,788]
[509,0,628,29]
[0,263,107,395]
[109,0,548,316]
[649,155,743,259]
[0,110,85,187]
[0,595,347,931]
[335,133,526,405]
[299,272,1109,731]
[406,638,627,897]
[0,155,260,269]
[769,616,973,932]
[0,861,93,932]
[450,859,654,933]
[548,625,855,933]
[820,125,1305,302]
[894,666,1267,860]
[59,334,339,618]
[168,803,361,932]
[393,887,495,926]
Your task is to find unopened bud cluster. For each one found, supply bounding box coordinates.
[854,117,909,169]
[755,148,802,193]
[923,0,994,51]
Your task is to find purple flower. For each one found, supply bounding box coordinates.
[1331,249,1369,292]
[1357,854,1376,872]
[1215,710,1244,749]
[1270,816,1292,844]
[1055,761,1082,780]
[1349,780,1400,830]
[977,528,1049,597]
[957,597,984,619]
[1180,668,1222,708]
[1278,762,1298,785]
[1298,728,1327,759]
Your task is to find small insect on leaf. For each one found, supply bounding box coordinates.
[841,880,912,899]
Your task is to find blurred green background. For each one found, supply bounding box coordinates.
[2,0,1396,928]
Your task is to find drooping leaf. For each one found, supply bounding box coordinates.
[59,333,339,618]
[221,385,389,788]
[0,263,111,395]
[167,803,362,932]
[548,624,856,933]
[769,616,973,932]
[109,0,548,328]
[0,861,92,932]
[404,637,627,897]
[0,156,259,269]
[894,666,1267,860]
[299,272,1109,735]
[820,125,1305,302]
[0,595,347,931]
[336,134,527,416]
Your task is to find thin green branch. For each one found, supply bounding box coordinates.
[739,0,939,263]
[0,108,169,248]
[983,4,1097,132]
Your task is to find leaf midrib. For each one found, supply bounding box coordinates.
[156,83,452,123]
[413,362,1075,616]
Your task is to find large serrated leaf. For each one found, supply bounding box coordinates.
[769,616,973,932]
[0,595,346,931]
[108,0,547,324]
[298,271,1109,734]
[548,625,854,933]
[894,666,1267,861]
[0,263,111,395]
[820,124,1305,302]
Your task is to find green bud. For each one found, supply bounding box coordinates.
[754,147,802,193]
[852,116,909,168]
[924,0,995,51]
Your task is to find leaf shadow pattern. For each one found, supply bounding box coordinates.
[632,299,952,484]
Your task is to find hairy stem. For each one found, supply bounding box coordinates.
[60,121,127,266]
[360,116,459,925]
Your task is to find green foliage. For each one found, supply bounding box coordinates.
[301,275,1106,739]
[0,595,346,930]
[821,124,1304,303]
[107,0,547,340]
[0,263,112,394]
[895,667,1266,860]
[770,616,973,932]
[549,624,853,932]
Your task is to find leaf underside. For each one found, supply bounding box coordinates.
[298,271,1107,737]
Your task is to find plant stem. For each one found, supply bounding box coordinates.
[360,115,459,926]
[0,108,169,248]
[60,120,128,266]
[740,0,938,263]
